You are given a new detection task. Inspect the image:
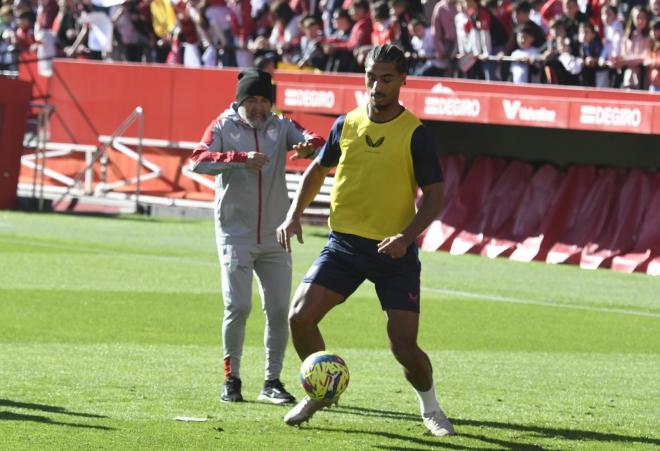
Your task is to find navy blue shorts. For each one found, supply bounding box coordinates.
[303,231,422,313]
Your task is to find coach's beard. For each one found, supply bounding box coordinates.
[238,106,268,130]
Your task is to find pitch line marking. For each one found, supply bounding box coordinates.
[424,287,660,319]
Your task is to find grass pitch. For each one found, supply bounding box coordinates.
[0,211,659,450]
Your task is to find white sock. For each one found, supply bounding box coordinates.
[415,383,440,416]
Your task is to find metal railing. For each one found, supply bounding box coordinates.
[52,107,145,212]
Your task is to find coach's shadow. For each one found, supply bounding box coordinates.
[326,405,660,448]
[0,399,114,430]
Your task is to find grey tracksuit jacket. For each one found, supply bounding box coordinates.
[189,103,324,245]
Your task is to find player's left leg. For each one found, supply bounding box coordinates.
[384,309,455,437]
[253,242,296,404]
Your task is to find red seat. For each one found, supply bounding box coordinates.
[418,154,466,245]
[421,156,507,251]
[482,164,561,259]
[546,167,626,265]
[450,160,533,255]
[580,169,654,269]
[612,174,660,274]
[511,165,596,262]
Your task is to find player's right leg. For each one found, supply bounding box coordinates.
[219,243,254,402]
[284,233,364,426]
[284,282,345,425]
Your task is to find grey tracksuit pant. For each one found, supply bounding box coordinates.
[218,239,292,381]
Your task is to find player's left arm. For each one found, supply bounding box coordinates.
[377,125,443,259]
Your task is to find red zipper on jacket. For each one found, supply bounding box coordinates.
[253,129,262,245]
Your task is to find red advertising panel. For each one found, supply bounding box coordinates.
[489,94,570,129]
[568,100,655,134]
[277,83,344,115]
[414,91,490,123]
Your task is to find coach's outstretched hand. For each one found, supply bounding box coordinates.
[290,142,315,160]
[277,216,304,252]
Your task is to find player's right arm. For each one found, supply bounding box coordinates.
[277,115,345,252]
[189,116,269,174]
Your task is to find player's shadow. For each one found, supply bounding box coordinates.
[454,418,660,448]
[304,426,467,450]
[324,405,660,448]
[0,399,114,430]
[0,399,107,418]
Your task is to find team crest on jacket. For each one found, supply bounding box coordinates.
[365,134,385,148]
[266,125,278,140]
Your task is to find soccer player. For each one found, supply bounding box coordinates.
[189,69,324,405]
[276,44,454,436]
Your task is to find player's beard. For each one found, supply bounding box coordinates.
[238,106,268,130]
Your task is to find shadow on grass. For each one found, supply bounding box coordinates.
[322,405,660,448]
[305,426,467,450]
[455,418,660,447]
[0,399,107,418]
[0,411,114,430]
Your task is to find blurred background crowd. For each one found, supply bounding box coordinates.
[0,0,658,90]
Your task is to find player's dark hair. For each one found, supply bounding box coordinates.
[365,44,408,74]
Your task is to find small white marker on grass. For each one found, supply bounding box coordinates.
[175,416,208,422]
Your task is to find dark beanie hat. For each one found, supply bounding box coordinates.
[235,69,274,105]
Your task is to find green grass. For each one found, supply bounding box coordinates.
[1,210,659,450]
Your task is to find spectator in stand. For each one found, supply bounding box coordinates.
[430,0,458,76]
[541,18,573,82]
[111,0,147,62]
[502,0,546,54]
[645,18,660,91]
[529,0,547,32]
[68,0,114,61]
[371,1,396,46]
[510,23,542,82]
[455,0,493,79]
[577,20,602,86]
[0,5,16,69]
[268,0,302,63]
[390,0,413,52]
[559,0,588,50]
[53,0,81,57]
[540,0,564,25]
[499,0,546,80]
[597,3,623,86]
[322,0,372,72]
[409,17,446,75]
[203,0,238,67]
[150,0,176,62]
[556,35,582,83]
[489,0,513,38]
[322,0,344,36]
[297,14,326,69]
[617,5,651,88]
[329,8,352,41]
[650,0,660,16]
[35,0,58,75]
[15,10,36,54]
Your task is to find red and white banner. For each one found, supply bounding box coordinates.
[276,80,660,135]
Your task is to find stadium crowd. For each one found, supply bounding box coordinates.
[0,0,658,89]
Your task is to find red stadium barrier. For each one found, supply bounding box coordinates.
[510,165,597,262]
[418,153,466,245]
[421,156,506,251]
[611,174,660,274]
[580,169,654,269]
[546,168,626,265]
[450,160,533,255]
[482,164,562,259]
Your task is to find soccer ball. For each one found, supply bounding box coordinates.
[299,351,349,402]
